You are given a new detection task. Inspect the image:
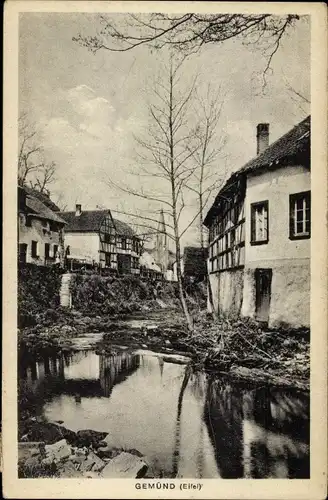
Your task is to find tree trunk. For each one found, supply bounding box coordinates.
[172,365,191,477]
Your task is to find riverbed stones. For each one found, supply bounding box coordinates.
[18,442,45,462]
[57,460,83,478]
[79,451,106,473]
[100,452,148,478]
[76,429,108,448]
[45,439,71,463]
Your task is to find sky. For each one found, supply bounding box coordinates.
[19,13,310,247]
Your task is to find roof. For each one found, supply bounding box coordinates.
[22,186,61,212]
[60,210,137,238]
[239,115,310,175]
[204,116,310,226]
[113,219,136,238]
[60,210,111,232]
[183,246,207,277]
[23,191,67,225]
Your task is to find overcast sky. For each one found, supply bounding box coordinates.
[19,13,310,247]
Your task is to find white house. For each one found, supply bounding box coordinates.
[204,116,310,329]
[61,205,142,273]
[18,186,66,266]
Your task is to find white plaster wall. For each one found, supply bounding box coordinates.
[245,165,310,264]
[19,215,61,265]
[242,165,310,328]
[64,232,100,261]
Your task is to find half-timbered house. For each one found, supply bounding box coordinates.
[204,116,310,328]
[61,205,142,273]
[61,206,117,269]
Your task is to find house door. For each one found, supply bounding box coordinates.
[19,243,27,263]
[255,269,272,323]
[117,254,131,274]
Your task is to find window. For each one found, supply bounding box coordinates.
[105,253,111,267]
[19,243,27,263]
[45,243,50,258]
[53,245,58,258]
[251,201,269,245]
[289,191,311,240]
[121,238,127,250]
[31,240,38,258]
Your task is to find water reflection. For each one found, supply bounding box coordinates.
[19,347,309,478]
[205,379,309,478]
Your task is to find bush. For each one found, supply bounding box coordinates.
[70,274,178,316]
[18,264,63,328]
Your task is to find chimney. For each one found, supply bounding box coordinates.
[75,204,82,217]
[256,123,269,155]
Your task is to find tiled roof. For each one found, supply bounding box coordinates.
[239,115,310,175]
[60,210,110,232]
[113,219,136,238]
[60,210,137,238]
[25,194,67,224]
[204,116,310,226]
[22,186,61,212]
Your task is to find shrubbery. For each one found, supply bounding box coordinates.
[18,264,63,328]
[70,273,179,315]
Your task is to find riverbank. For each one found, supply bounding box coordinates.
[18,421,151,478]
[18,308,310,392]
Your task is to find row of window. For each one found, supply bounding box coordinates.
[18,242,59,261]
[251,191,311,245]
[116,237,141,254]
[210,245,245,272]
[208,191,311,273]
[209,201,245,242]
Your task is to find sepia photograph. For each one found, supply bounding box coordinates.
[2,1,327,499]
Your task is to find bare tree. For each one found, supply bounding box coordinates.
[106,56,203,331]
[29,161,57,194]
[18,113,43,186]
[186,85,227,249]
[284,77,310,116]
[18,113,57,193]
[73,13,299,70]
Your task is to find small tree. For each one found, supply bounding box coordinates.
[186,85,227,249]
[106,56,202,331]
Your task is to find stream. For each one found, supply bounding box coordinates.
[19,333,310,479]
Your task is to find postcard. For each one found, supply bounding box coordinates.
[2,1,327,498]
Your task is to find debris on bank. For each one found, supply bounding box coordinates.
[18,308,309,391]
[18,421,149,479]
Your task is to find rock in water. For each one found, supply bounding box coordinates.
[76,429,108,448]
[100,452,148,478]
[45,439,71,463]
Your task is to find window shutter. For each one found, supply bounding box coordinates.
[289,194,295,238]
[251,205,256,242]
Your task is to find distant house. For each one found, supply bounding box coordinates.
[173,246,207,283]
[61,205,142,273]
[204,116,310,328]
[18,185,66,265]
[139,251,163,280]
